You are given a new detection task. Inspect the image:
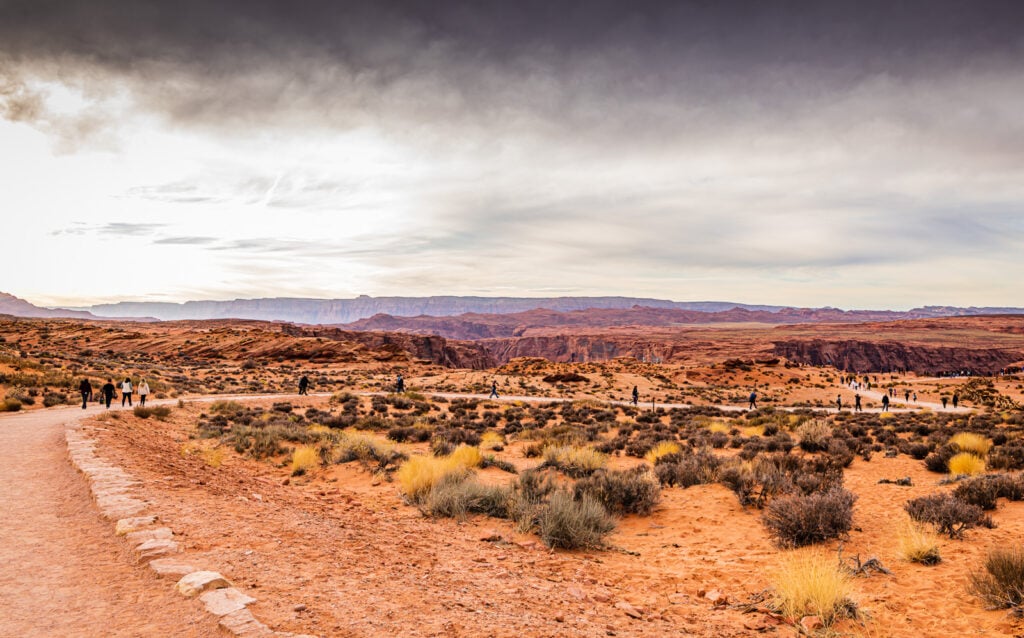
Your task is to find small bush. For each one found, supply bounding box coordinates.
[644,441,681,465]
[335,431,402,467]
[0,398,22,412]
[969,546,1024,609]
[422,474,511,519]
[948,452,986,476]
[397,452,478,503]
[574,467,661,516]
[133,406,153,419]
[949,432,992,457]
[449,444,483,469]
[763,489,856,547]
[897,522,942,565]
[655,450,725,488]
[953,474,1024,510]
[905,493,993,539]
[43,392,68,407]
[542,445,608,478]
[924,444,958,473]
[908,443,931,460]
[537,491,615,549]
[797,420,832,453]
[481,455,518,473]
[151,405,172,420]
[481,431,505,450]
[772,550,856,626]
[290,445,321,475]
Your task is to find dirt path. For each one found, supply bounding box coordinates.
[0,406,218,638]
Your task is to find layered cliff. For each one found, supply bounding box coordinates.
[773,339,1023,375]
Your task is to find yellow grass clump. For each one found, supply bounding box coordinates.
[707,421,730,434]
[772,549,854,626]
[543,445,608,476]
[742,425,766,437]
[644,441,682,465]
[949,432,992,457]
[481,431,505,450]
[878,411,894,420]
[449,444,483,468]
[948,452,986,476]
[290,445,320,475]
[397,455,470,503]
[201,447,224,468]
[335,430,397,463]
[897,521,942,565]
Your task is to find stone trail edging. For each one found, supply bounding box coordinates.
[64,420,315,638]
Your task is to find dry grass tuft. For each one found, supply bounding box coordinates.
[543,445,608,477]
[772,549,855,626]
[969,546,1024,609]
[948,452,986,476]
[290,445,320,475]
[897,521,942,565]
[644,441,682,465]
[201,447,224,469]
[950,432,992,457]
[397,455,471,503]
[449,444,483,468]
[481,431,505,450]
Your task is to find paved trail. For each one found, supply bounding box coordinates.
[0,405,217,638]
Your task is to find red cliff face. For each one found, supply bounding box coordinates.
[478,335,765,365]
[773,339,1023,375]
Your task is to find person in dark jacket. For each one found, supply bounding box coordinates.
[298,375,309,395]
[632,386,639,406]
[952,393,959,409]
[881,394,889,412]
[79,378,92,410]
[101,379,116,409]
[748,390,757,410]
[489,380,499,399]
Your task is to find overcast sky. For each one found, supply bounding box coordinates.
[1,0,1023,309]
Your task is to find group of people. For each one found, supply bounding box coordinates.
[78,377,150,409]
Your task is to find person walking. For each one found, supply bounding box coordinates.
[904,390,911,402]
[913,392,917,402]
[489,380,499,399]
[395,374,405,393]
[298,375,309,396]
[137,379,150,407]
[120,377,133,407]
[881,394,889,412]
[854,394,862,412]
[941,396,948,409]
[952,393,959,409]
[748,390,757,410]
[101,379,116,409]
[631,386,639,406]
[836,395,842,412]
[79,378,93,410]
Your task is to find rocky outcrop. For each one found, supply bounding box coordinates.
[480,335,729,365]
[773,339,1023,375]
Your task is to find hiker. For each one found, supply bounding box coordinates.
[941,396,948,409]
[904,390,911,402]
[121,377,133,407]
[298,375,309,396]
[101,379,116,409]
[395,374,405,393]
[489,380,499,399]
[913,392,917,402]
[748,390,757,410]
[854,394,862,412]
[138,378,150,406]
[836,395,842,412]
[952,393,959,409]
[881,394,889,412]
[631,386,639,406]
[79,378,92,410]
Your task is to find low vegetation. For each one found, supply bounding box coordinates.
[771,550,856,626]
[897,522,942,565]
[969,546,1024,609]
[763,489,856,547]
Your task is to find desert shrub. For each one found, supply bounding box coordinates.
[542,445,608,478]
[537,491,615,549]
[335,431,403,467]
[772,550,856,626]
[949,432,992,457]
[290,445,321,475]
[574,467,661,516]
[133,406,153,419]
[953,474,1024,510]
[655,450,725,487]
[924,444,958,473]
[397,455,471,503]
[151,405,172,420]
[43,392,68,407]
[797,420,832,453]
[948,452,986,476]
[644,441,681,465]
[481,455,518,473]
[908,443,931,460]
[386,425,429,443]
[969,546,1024,609]
[430,429,481,456]
[0,398,22,412]
[762,489,856,547]
[449,444,483,469]
[905,493,993,539]
[481,431,505,450]
[897,522,942,565]
[507,468,559,532]
[210,400,244,415]
[990,445,1024,471]
[826,439,855,468]
[422,474,511,519]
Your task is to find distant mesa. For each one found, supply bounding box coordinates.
[0,292,155,322]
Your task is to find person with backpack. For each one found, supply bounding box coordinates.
[101,379,116,409]
[79,378,93,410]
[489,380,499,399]
[631,386,639,406]
[137,379,150,406]
[298,375,310,396]
[748,390,757,410]
[952,393,959,409]
[881,394,889,412]
[395,374,405,393]
[836,395,842,412]
[854,394,862,412]
[120,377,133,407]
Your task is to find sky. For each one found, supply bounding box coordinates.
[1,0,1023,310]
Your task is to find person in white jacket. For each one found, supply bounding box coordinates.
[121,377,134,407]
[138,379,150,407]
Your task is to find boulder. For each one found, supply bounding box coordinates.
[176,571,233,597]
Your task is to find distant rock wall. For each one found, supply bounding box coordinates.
[773,339,1023,375]
[479,335,722,365]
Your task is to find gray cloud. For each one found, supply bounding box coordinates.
[152,236,218,245]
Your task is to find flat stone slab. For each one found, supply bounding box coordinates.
[200,588,257,616]
[135,538,179,562]
[116,515,158,535]
[176,571,232,597]
[218,608,274,637]
[125,527,173,545]
[149,558,199,578]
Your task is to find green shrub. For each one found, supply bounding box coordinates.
[421,474,511,519]
[537,491,615,549]
[969,546,1024,608]
[762,489,856,547]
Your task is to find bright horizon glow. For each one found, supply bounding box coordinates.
[3,2,1023,311]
